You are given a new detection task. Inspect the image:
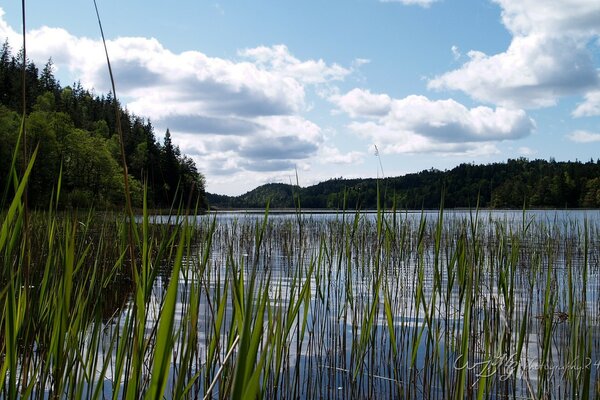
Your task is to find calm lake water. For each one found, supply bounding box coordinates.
[107,209,600,398]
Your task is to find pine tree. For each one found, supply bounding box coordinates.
[40,58,58,93]
[161,129,180,203]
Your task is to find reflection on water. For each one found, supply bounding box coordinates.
[104,209,600,398]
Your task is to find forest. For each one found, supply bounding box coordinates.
[207,158,600,209]
[0,40,205,209]
[2,39,599,211]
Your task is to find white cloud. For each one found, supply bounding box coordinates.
[0,9,348,123]
[98,41,308,118]
[0,9,19,46]
[333,89,535,155]
[330,88,392,118]
[176,115,324,176]
[319,146,365,165]
[429,34,598,108]
[172,116,326,193]
[451,45,461,60]
[239,45,351,85]
[0,10,362,190]
[380,0,439,8]
[428,0,600,109]
[493,0,600,37]
[567,130,600,143]
[573,91,600,117]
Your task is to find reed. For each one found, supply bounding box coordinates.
[0,203,599,398]
[1,4,599,399]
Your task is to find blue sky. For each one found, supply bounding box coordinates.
[1,0,599,195]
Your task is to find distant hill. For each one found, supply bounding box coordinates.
[207,183,296,209]
[207,158,600,209]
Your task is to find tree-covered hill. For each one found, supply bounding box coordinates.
[0,40,204,209]
[207,183,297,209]
[4,38,598,211]
[207,158,600,209]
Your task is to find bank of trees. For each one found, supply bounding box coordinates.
[208,158,600,209]
[0,41,204,209]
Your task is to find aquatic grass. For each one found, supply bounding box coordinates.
[2,29,600,399]
[147,217,187,399]
[226,207,293,399]
[3,2,598,398]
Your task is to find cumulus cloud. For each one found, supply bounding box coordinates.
[235,117,322,170]
[172,115,324,182]
[0,9,19,45]
[429,35,598,108]
[567,130,600,143]
[380,0,439,8]
[97,40,307,118]
[158,115,261,135]
[573,91,600,117]
[330,88,392,118]
[332,89,535,155]
[0,10,362,191]
[494,0,600,37]
[319,146,365,165]
[0,22,308,119]
[428,0,600,109]
[239,45,351,84]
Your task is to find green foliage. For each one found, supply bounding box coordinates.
[62,129,126,207]
[0,105,20,188]
[582,177,600,207]
[0,41,205,210]
[1,149,599,397]
[208,158,600,209]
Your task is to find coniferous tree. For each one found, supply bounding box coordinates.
[160,129,180,204]
[0,40,206,209]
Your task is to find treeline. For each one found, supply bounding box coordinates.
[0,40,204,209]
[208,158,600,209]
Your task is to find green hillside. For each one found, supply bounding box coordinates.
[207,158,600,209]
[0,40,205,209]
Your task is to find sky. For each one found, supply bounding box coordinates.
[1,0,599,195]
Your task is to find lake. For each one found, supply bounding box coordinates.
[94,209,600,398]
[8,208,599,398]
